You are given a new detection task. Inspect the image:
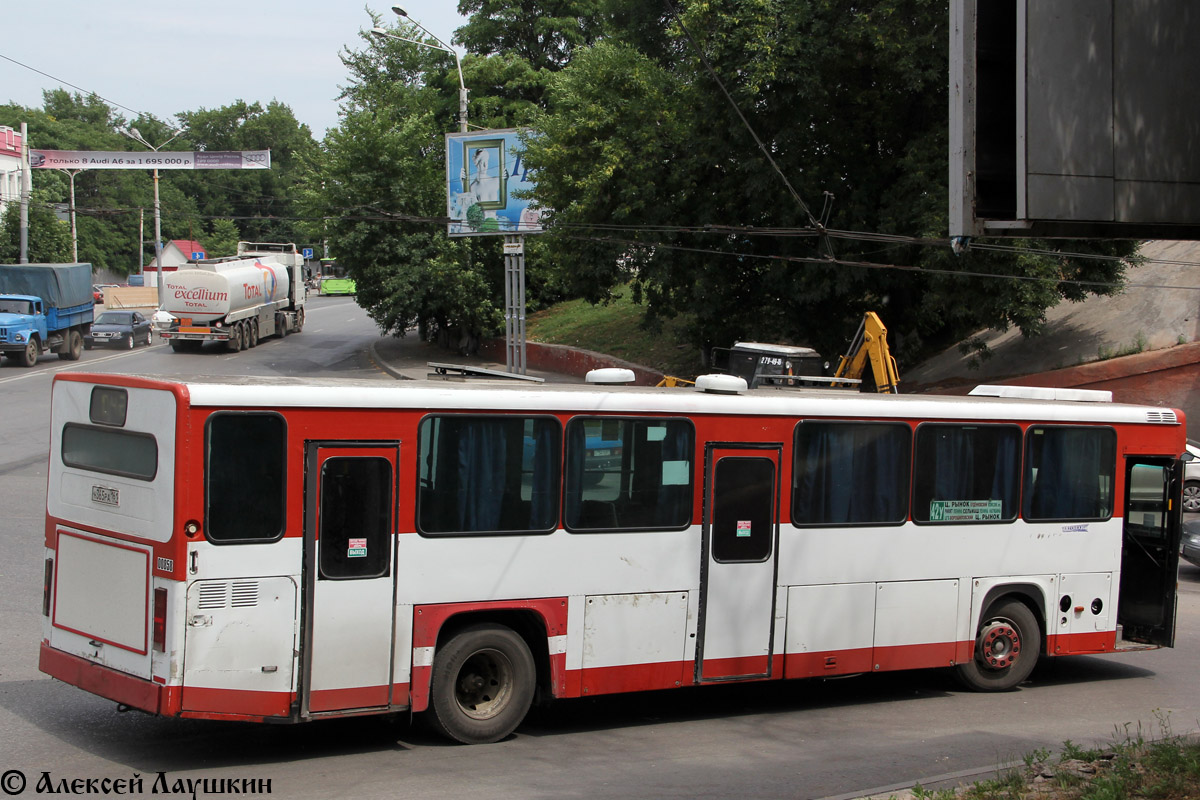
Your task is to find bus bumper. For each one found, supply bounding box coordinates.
[39,643,161,715]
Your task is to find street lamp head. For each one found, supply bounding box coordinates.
[392,6,408,18]
[129,127,143,140]
[370,26,387,37]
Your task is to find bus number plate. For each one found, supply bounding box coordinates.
[91,485,120,506]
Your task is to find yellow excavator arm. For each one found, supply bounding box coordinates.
[832,312,900,393]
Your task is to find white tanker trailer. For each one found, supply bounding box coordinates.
[156,243,306,352]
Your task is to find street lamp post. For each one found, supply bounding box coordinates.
[122,126,184,308]
[371,5,468,132]
[55,168,82,262]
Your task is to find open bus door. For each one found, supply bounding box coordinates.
[1117,457,1182,647]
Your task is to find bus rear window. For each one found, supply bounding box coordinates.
[62,424,157,480]
[205,413,286,543]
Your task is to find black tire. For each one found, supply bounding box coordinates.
[295,307,305,333]
[427,624,536,744]
[956,599,1041,691]
[18,338,38,367]
[248,319,259,348]
[58,329,83,361]
[170,339,184,352]
[125,333,135,350]
[1184,480,1200,514]
[276,312,289,337]
[226,324,243,352]
[145,328,153,347]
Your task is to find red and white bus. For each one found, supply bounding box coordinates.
[39,372,1184,743]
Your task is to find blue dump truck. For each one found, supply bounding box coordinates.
[0,263,95,367]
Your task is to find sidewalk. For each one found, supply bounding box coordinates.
[367,333,576,384]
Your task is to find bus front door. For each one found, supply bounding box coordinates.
[697,444,782,682]
[1117,457,1181,647]
[302,443,400,714]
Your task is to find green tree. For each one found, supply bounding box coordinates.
[522,0,1133,364]
[0,188,72,263]
[304,19,502,345]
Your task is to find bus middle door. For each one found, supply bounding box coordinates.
[697,443,782,682]
[302,442,400,715]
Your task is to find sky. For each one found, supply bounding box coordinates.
[0,0,469,140]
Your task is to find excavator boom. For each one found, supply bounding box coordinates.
[832,312,900,393]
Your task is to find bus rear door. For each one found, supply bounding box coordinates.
[302,442,401,714]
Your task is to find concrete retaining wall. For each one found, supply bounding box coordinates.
[919,342,1200,438]
[479,338,665,386]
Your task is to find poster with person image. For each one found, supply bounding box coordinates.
[445,128,543,237]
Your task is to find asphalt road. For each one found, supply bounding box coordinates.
[1,295,1199,800]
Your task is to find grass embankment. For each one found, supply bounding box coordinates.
[905,720,1200,800]
[525,287,702,378]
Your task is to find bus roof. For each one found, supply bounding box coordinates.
[55,372,1184,427]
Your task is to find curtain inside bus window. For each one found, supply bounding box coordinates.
[792,422,911,525]
[913,424,1020,523]
[417,416,560,535]
[205,413,286,542]
[1023,426,1116,520]
[563,417,693,531]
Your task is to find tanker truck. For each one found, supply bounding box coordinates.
[156,242,306,352]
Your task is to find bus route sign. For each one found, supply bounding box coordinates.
[929,499,1003,522]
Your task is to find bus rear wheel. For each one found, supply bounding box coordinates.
[956,599,1040,691]
[428,623,535,744]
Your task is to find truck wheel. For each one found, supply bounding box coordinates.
[58,330,83,361]
[17,338,38,367]
[276,312,289,337]
[427,623,536,744]
[170,340,184,352]
[249,319,259,348]
[295,307,305,333]
[226,324,242,352]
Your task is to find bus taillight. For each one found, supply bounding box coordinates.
[42,558,53,616]
[153,588,167,652]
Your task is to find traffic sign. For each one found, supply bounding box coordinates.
[302,247,314,258]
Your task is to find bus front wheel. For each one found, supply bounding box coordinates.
[428,623,536,744]
[956,599,1040,692]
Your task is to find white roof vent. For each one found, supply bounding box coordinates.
[968,385,1112,402]
[695,374,748,395]
[585,368,636,385]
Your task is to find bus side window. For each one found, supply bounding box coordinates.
[205,412,287,543]
[1023,426,1115,521]
[792,421,911,526]
[563,417,694,532]
[417,415,561,535]
[912,423,1021,524]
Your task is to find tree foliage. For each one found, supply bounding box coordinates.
[520,0,1133,363]
[0,188,72,263]
[0,91,318,273]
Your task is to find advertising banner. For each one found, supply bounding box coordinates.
[445,128,542,237]
[29,150,271,170]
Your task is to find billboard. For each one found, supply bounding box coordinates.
[29,150,271,170]
[445,129,542,237]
